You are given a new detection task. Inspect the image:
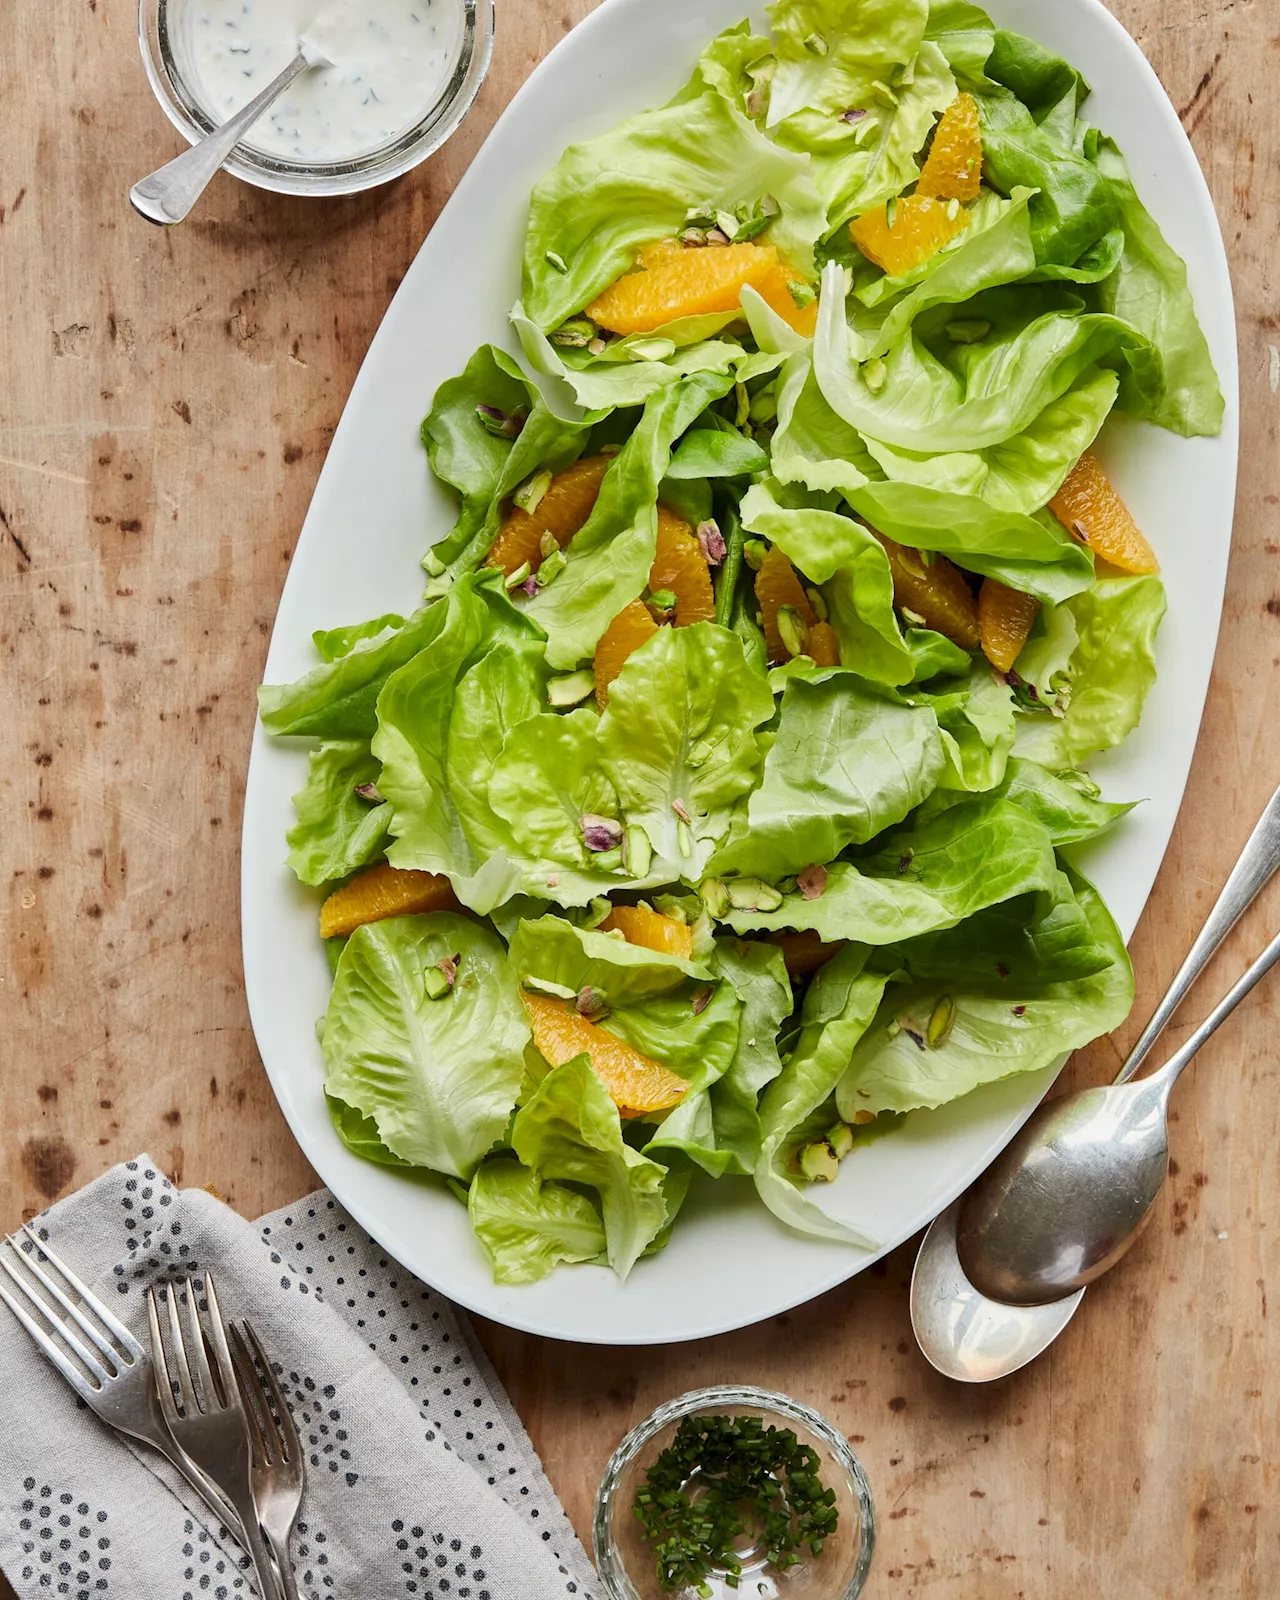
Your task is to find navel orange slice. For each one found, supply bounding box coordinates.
[849,194,968,277]
[593,599,660,710]
[586,240,790,336]
[1049,450,1159,575]
[521,991,689,1118]
[650,507,715,626]
[599,904,695,961]
[319,863,460,940]
[485,454,612,578]
[805,621,841,667]
[918,93,983,203]
[755,545,818,664]
[877,534,981,652]
[978,579,1040,674]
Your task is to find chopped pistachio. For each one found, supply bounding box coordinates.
[863,357,887,394]
[627,337,677,362]
[504,559,532,590]
[827,1122,854,1160]
[726,877,782,912]
[705,228,731,247]
[538,529,560,560]
[691,986,714,1016]
[580,812,623,851]
[423,966,452,1001]
[522,976,577,1000]
[900,606,927,628]
[587,337,608,356]
[787,280,817,310]
[671,797,692,825]
[353,781,383,804]
[576,984,608,1018]
[623,823,652,878]
[535,548,568,588]
[681,227,708,248]
[550,318,595,348]
[594,846,625,871]
[649,588,678,612]
[547,669,595,708]
[743,539,768,571]
[699,877,729,919]
[927,994,957,1048]
[805,586,828,621]
[545,249,569,273]
[777,605,809,658]
[798,1141,839,1183]
[514,470,552,515]
[716,210,740,240]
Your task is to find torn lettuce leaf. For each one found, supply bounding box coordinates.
[286,740,390,888]
[468,1157,606,1284]
[323,913,530,1181]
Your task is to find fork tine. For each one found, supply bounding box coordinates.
[181,1278,219,1410]
[4,1239,125,1371]
[146,1287,184,1435]
[164,1284,200,1414]
[201,1273,240,1414]
[19,1226,144,1357]
[0,1278,101,1397]
[0,1254,111,1385]
[243,1318,299,1466]
[228,1324,274,1467]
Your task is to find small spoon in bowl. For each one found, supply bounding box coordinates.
[130,40,328,225]
[912,782,1280,1380]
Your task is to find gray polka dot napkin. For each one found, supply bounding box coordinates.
[0,1156,597,1600]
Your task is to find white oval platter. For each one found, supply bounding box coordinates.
[242,0,1238,1343]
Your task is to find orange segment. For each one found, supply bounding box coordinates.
[593,599,659,710]
[875,533,980,652]
[918,93,983,202]
[755,545,818,665]
[599,904,695,961]
[586,240,787,336]
[979,579,1040,674]
[1049,450,1159,575]
[522,992,689,1118]
[850,194,968,277]
[485,454,611,578]
[650,506,715,626]
[805,621,840,667]
[766,930,846,980]
[754,261,819,337]
[319,863,460,939]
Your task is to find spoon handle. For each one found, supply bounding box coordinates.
[130,50,313,226]
[1148,927,1280,1091]
[1114,784,1280,1085]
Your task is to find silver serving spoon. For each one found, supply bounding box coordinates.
[912,783,1280,1381]
[130,41,328,225]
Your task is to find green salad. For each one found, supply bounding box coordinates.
[259,0,1222,1285]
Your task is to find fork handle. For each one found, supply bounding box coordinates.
[227,1484,285,1600]
[265,1527,300,1600]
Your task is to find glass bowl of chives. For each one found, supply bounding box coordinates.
[593,1386,875,1600]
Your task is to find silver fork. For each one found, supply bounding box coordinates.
[230,1319,305,1600]
[147,1275,281,1600]
[0,1228,238,1532]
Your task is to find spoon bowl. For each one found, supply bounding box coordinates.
[955,1077,1171,1304]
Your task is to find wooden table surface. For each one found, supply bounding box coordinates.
[3,2,1278,1594]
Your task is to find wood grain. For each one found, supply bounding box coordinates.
[2,1,1277,1595]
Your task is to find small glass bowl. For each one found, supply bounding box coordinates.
[137,0,495,198]
[593,1386,875,1600]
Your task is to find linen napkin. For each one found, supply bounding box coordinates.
[0,1156,599,1600]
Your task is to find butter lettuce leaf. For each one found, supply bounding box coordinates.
[511,1056,669,1278]
[710,670,944,879]
[725,795,1061,941]
[599,622,775,874]
[701,939,795,1176]
[755,943,887,1243]
[1015,575,1165,769]
[286,740,390,887]
[467,1157,606,1284]
[837,868,1132,1118]
[323,913,529,1181]
[522,83,826,332]
[527,371,736,669]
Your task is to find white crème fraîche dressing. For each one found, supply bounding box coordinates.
[185,0,463,163]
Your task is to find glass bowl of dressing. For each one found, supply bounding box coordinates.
[138,0,494,197]
[594,1386,876,1600]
